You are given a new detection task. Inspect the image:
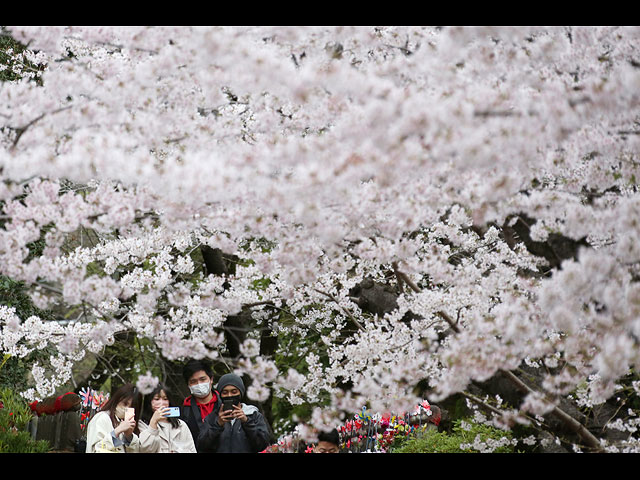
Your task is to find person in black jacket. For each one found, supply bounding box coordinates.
[197,373,271,453]
[181,360,221,452]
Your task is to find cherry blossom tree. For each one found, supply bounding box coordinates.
[1,26,639,452]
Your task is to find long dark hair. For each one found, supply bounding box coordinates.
[100,383,143,435]
[140,384,180,428]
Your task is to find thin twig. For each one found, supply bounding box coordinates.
[396,271,421,293]
[10,105,73,150]
[461,391,505,417]
[391,261,404,293]
[312,288,365,331]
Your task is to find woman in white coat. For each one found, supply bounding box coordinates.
[138,384,196,453]
[85,383,143,453]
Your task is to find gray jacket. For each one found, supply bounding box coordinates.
[197,403,271,453]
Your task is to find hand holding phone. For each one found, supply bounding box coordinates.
[230,404,247,423]
[164,406,181,418]
[218,405,235,426]
[222,398,235,412]
[124,407,135,422]
[117,408,136,437]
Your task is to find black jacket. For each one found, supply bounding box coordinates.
[181,394,221,453]
[197,404,271,453]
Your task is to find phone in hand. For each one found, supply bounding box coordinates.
[125,407,135,422]
[164,407,181,418]
[222,398,237,412]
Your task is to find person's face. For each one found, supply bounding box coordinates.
[115,398,132,419]
[188,370,212,388]
[151,390,169,411]
[314,441,339,453]
[220,385,241,398]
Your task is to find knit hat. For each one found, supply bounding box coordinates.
[216,373,246,398]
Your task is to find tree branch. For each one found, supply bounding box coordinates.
[499,369,604,452]
[396,265,605,452]
[8,105,74,150]
[312,288,365,332]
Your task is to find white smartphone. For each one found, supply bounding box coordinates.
[125,407,135,422]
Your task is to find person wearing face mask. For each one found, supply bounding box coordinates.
[197,373,272,453]
[85,383,142,453]
[181,360,221,452]
[138,384,196,453]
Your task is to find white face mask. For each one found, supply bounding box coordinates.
[115,405,127,419]
[189,381,211,398]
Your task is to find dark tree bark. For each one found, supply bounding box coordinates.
[501,213,589,272]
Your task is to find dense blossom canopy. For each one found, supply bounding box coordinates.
[1,26,639,451]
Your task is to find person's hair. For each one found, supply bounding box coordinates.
[100,383,143,435]
[317,428,340,447]
[140,384,180,428]
[182,359,213,383]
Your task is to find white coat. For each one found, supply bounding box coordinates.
[139,418,197,453]
[85,410,141,453]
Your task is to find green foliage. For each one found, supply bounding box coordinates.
[270,397,315,438]
[0,275,55,321]
[250,277,272,291]
[391,418,517,453]
[0,28,45,84]
[0,355,31,396]
[0,387,32,430]
[0,387,50,453]
[0,429,50,453]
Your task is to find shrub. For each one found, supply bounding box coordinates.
[0,387,50,453]
[391,418,518,453]
[0,429,50,453]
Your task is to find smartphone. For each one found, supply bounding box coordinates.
[125,407,135,422]
[164,406,181,418]
[222,398,237,412]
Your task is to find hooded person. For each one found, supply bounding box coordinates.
[197,373,272,453]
